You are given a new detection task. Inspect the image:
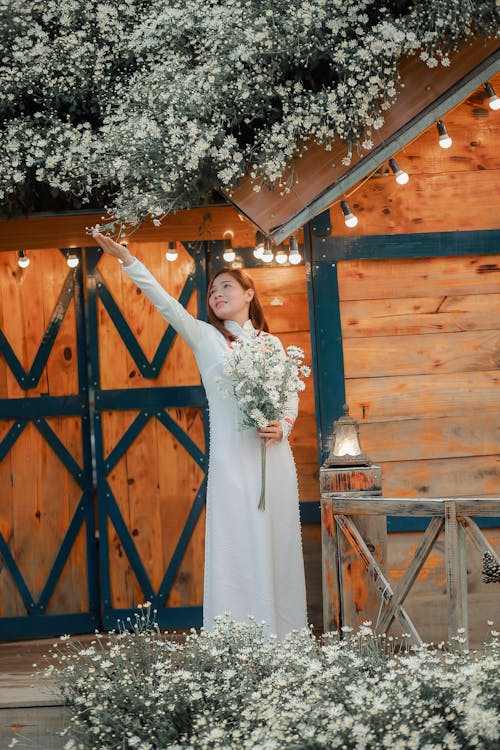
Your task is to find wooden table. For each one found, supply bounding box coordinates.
[321,496,500,647]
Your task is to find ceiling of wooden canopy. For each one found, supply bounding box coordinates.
[224,36,499,244]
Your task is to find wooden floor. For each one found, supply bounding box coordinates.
[0,636,81,749]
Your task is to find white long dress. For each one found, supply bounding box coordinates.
[124,259,308,638]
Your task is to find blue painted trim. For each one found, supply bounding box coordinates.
[36,500,87,612]
[300,501,321,524]
[85,247,101,389]
[92,411,112,609]
[34,417,85,488]
[309,230,346,461]
[95,386,207,410]
[0,395,85,419]
[104,481,155,600]
[0,534,36,612]
[95,269,197,378]
[322,229,500,262]
[310,210,332,236]
[156,409,206,470]
[0,271,75,389]
[304,226,324,470]
[103,410,151,474]
[0,612,99,641]
[0,419,27,462]
[387,516,500,532]
[156,476,208,604]
[102,606,203,631]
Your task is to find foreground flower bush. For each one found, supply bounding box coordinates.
[41,609,499,750]
[0,1,499,228]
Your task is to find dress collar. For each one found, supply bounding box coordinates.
[225,319,255,334]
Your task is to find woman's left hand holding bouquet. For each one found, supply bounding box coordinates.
[92,232,135,267]
[258,420,283,446]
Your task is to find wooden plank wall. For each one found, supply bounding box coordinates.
[0,249,87,617]
[97,243,206,610]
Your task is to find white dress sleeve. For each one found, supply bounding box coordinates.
[267,334,299,440]
[123,258,207,351]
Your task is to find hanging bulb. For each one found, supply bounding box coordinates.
[165,241,178,262]
[340,200,358,228]
[223,237,235,263]
[485,82,500,111]
[262,238,274,263]
[17,250,30,268]
[437,120,452,149]
[254,231,265,259]
[67,252,79,268]
[388,158,409,185]
[275,249,287,265]
[288,236,302,265]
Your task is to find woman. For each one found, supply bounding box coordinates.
[93,233,307,638]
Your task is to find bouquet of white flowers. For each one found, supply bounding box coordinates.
[220,333,310,510]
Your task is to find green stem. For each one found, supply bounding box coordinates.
[258,439,266,511]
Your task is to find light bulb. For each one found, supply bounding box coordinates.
[17,250,30,268]
[388,158,409,185]
[437,120,452,149]
[223,237,235,263]
[485,82,500,111]
[261,238,274,263]
[67,253,79,268]
[275,250,287,265]
[165,241,178,262]
[254,231,265,259]
[340,200,358,228]
[288,236,302,265]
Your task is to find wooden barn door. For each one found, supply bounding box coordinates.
[86,242,208,630]
[0,248,98,639]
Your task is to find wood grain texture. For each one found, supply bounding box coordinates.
[358,414,500,463]
[0,205,265,252]
[345,370,499,422]
[338,255,500,302]
[341,293,500,338]
[344,329,500,378]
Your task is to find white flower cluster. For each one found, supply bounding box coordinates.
[0,0,498,228]
[39,612,500,750]
[220,333,310,430]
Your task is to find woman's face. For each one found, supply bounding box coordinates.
[208,272,254,321]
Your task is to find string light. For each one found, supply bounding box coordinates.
[223,237,235,263]
[340,200,358,228]
[165,241,178,262]
[254,231,265,259]
[275,249,288,265]
[262,238,274,263]
[288,236,302,265]
[437,120,452,149]
[67,252,79,268]
[484,82,500,111]
[388,158,409,185]
[17,250,30,268]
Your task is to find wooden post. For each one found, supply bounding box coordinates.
[444,501,468,648]
[320,465,385,632]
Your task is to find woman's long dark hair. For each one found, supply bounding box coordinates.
[207,268,270,342]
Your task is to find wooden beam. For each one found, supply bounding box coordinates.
[444,501,468,645]
[324,497,500,516]
[0,206,259,252]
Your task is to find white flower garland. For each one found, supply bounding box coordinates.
[0,0,498,229]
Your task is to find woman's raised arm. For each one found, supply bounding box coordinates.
[92,233,207,351]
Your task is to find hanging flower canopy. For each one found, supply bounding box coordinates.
[0,0,498,232]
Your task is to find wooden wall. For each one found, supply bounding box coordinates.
[0,249,87,617]
[96,244,207,611]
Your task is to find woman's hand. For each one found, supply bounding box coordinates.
[92,232,135,266]
[258,420,283,446]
